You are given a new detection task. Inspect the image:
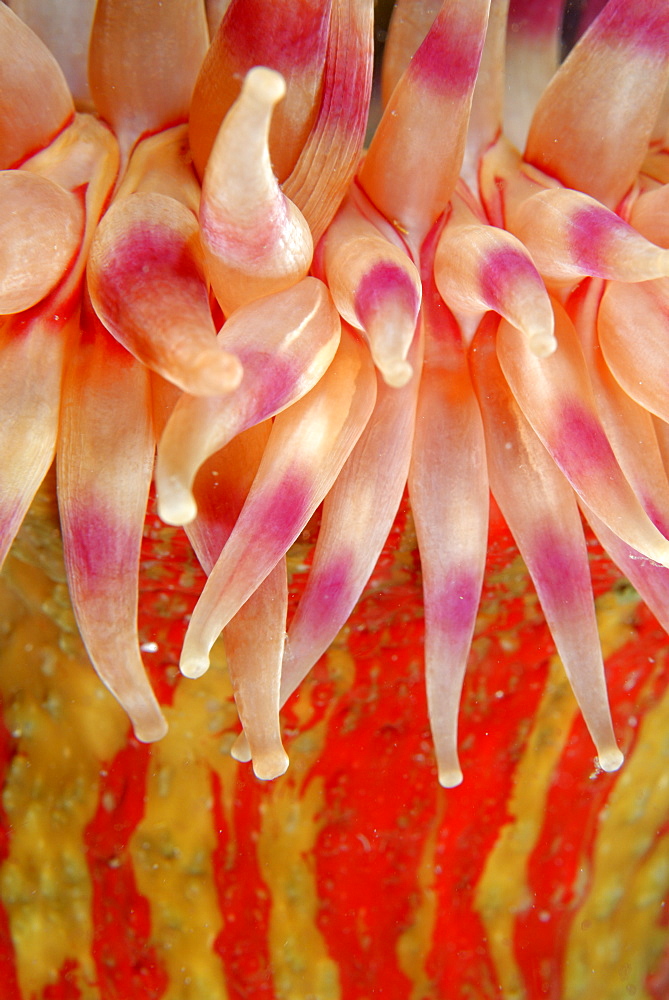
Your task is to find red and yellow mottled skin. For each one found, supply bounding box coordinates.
[0,483,668,1000]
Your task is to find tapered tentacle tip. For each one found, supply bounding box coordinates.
[230,731,252,763]
[438,765,464,789]
[183,348,243,397]
[528,330,557,358]
[372,350,413,388]
[157,484,198,527]
[131,709,169,743]
[245,65,287,105]
[251,747,290,781]
[180,652,210,679]
[596,746,624,774]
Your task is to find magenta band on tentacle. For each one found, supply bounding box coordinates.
[283,0,375,245]
[179,325,377,680]
[470,315,622,773]
[155,277,341,527]
[497,302,669,566]
[409,276,488,788]
[434,196,555,356]
[185,423,289,780]
[569,278,669,535]
[278,325,422,708]
[508,188,669,284]
[525,0,669,208]
[354,262,420,331]
[380,0,440,105]
[321,195,421,385]
[88,192,243,397]
[359,0,490,244]
[189,0,333,183]
[57,314,166,744]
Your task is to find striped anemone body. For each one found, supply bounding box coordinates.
[0,487,668,999]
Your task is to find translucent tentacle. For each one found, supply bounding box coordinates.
[89,0,209,160]
[629,182,669,249]
[598,278,669,425]
[58,310,166,743]
[189,0,332,182]
[186,424,289,781]
[0,313,77,570]
[155,277,341,526]
[282,0,375,244]
[279,326,421,713]
[582,505,669,640]
[0,115,118,570]
[380,0,440,106]
[0,171,84,314]
[180,325,377,679]
[198,67,313,316]
[87,191,243,396]
[409,274,488,787]
[7,0,96,109]
[497,301,669,565]
[504,0,563,151]
[508,187,669,284]
[434,191,555,355]
[0,4,73,169]
[470,315,623,773]
[570,278,669,536]
[359,0,491,246]
[525,0,669,208]
[463,0,509,185]
[322,196,421,386]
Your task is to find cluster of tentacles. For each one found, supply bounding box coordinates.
[1,0,669,786]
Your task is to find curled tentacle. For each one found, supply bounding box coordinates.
[434,190,555,355]
[155,276,341,526]
[198,66,314,316]
[321,195,421,386]
[88,191,243,396]
[189,0,332,182]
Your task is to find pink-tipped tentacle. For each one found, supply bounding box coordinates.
[179,325,377,680]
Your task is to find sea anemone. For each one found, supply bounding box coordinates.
[2,0,669,995]
[1,0,669,783]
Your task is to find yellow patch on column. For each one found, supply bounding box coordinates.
[396,794,445,1000]
[473,585,641,1000]
[130,637,238,1000]
[564,652,669,1000]
[0,560,129,1000]
[255,647,353,1000]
